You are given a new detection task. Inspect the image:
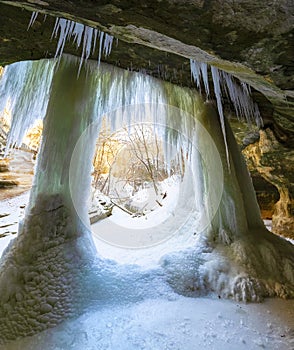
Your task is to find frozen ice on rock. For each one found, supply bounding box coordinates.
[0,55,293,348]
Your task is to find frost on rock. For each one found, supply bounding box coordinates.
[0,55,293,344]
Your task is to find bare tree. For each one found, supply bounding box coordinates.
[92,123,184,216]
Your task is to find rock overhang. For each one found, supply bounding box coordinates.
[0,0,293,140]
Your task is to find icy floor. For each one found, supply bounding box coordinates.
[3,295,294,350]
[0,193,294,350]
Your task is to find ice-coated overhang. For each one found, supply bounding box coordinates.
[0,0,293,141]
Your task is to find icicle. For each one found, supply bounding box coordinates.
[211,66,230,169]
[200,62,210,98]
[1,56,207,182]
[92,29,98,55]
[51,17,59,40]
[71,21,84,48]
[52,18,72,60]
[27,11,38,30]
[221,71,261,126]
[189,59,261,129]
[0,55,217,201]
[97,31,104,66]
[190,59,202,91]
[190,58,261,168]
[0,55,226,248]
[77,26,94,76]
[0,59,57,154]
[103,33,114,57]
[28,15,114,71]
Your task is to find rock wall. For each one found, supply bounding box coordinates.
[243,129,294,239]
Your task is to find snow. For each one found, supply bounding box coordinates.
[92,200,197,263]
[2,288,294,350]
[105,176,183,228]
[0,191,294,349]
[0,191,29,241]
[1,193,294,349]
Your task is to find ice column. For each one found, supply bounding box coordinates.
[200,102,264,241]
[28,55,98,229]
[0,56,101,344]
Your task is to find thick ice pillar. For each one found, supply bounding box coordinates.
[201,103,264,241]
[0,56,98,344]
[198,103,294,300]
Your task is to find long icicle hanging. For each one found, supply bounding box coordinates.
[190,59,261,126]
[211,66,230,169]
[27,11,38,30]
[28,12,115,72]
[220,70,262,127]
[190,59,262,168]
[0,58,57,154]
[51,18,114,70]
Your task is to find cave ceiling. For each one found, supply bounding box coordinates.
[0,0,293,145]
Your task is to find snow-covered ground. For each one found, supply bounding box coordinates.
[0,192,293,350]
[0,191,29,254]
[3,291,294,350]
[91,175,197,263]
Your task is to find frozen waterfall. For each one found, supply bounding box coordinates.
[0,55,293,346]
